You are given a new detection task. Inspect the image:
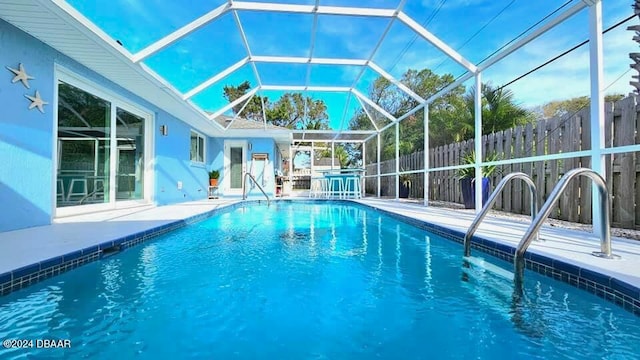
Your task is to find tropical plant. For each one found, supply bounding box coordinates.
[208,169,220,180]
[399,171,412,189]
[460,83,533,140]
[318,146,351,168]
[456,151,500,179]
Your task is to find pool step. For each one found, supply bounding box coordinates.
[462,256,550,338]
[463,256,514,281]
[462,256,515,305]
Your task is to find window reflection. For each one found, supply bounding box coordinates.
[56,81,111,207]
[56,81,147,207]
[190,131,204,163]
[116,108,145,201]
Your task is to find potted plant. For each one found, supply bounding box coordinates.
[457,151,499,209]
[399,170,412,199]
[208,169,220,187]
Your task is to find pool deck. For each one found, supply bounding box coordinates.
[0,200,241,275]
[1,197,639,292]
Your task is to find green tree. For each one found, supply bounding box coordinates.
[349,68,468,159]
[351,70,533,160]
[269,94,329,129]
[223,81,268,122]
[222,82,329,130]
[540,94,625,119]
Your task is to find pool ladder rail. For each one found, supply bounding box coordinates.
[513,168,620,291]
[463,172,539,258]
[463,169,620,294]
[243,172,271,206]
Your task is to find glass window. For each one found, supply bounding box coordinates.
[56,79,149,210]
[56,81,111,207]
[116,108,145,201]
[190,131,205,163]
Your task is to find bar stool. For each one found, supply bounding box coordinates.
[67,178,88,202]
[344,176,361,199]
[309,177,328,198]
[327,177,344,199]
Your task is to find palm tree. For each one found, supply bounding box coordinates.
[319,146,351,168]
[334,146,350,168]
[461,83,531,140]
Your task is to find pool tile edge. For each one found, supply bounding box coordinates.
[352,200,640,316]
[0,201,247,297]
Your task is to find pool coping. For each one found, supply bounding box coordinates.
[0,201,254,296]
[0,199,639,316]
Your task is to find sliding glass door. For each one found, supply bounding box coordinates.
[115,108,145,201]
[56,82,111,207]
[55,77,150,214]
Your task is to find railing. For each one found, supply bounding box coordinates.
[463,172,539,257]
[513,168,620,292]
[243,173,270,205]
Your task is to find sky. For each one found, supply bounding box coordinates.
[67,0,635,130]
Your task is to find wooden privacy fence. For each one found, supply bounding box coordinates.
[365,95,640,230]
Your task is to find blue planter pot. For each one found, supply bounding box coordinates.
[460,177,490,209]
[399,184,410,198]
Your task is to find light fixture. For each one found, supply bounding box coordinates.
[248,142,252,151]
[159,125,168,136]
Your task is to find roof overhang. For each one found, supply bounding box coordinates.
[292,130,375,143]
[0,0,226,137]
[224,129,293,143]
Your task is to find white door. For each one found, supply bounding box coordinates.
[224,140,247,194]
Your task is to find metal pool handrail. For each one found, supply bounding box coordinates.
[514,168,620,291]
[243,173,271,206]
[463,172,538,257]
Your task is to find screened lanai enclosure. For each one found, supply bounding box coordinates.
[48,0,637,230]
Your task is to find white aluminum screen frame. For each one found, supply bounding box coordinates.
[51,0,629,229]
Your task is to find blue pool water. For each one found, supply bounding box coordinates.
[0,202,639,359]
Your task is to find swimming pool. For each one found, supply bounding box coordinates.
[0,202,638,359]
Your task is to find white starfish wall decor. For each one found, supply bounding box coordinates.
[6,63,34,89]
[25,90,48,113]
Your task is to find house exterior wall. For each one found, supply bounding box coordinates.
[208,137,277,197]
[0,19,216,231]
[246,138,276,198]
[1,19,58,232]
[153,117,210,206]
